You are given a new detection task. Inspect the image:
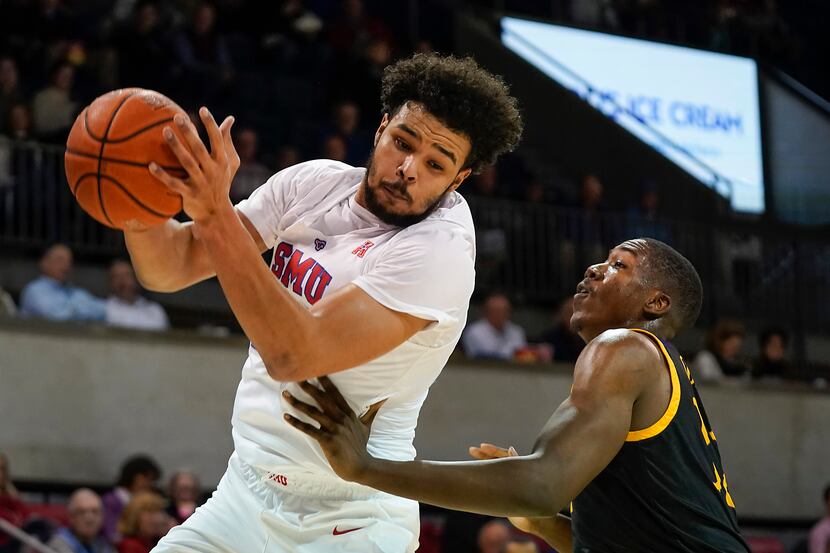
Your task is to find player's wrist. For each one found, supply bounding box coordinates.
[192,200,236,230]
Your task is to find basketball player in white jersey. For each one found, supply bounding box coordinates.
[124,54,522,552]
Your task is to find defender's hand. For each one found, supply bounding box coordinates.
[468,443,537,534]
[283,376,385,483]
[148,107,240,224]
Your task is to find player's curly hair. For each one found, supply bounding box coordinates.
[380,53,523,174]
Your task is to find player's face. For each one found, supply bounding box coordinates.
[571,240,651,341]
[359,102,472,227]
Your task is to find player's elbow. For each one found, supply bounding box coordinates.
[262,349,316,382]
[136,274,184,293]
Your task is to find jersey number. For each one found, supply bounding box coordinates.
[682,357,736,509]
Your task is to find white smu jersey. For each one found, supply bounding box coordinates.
[233,159,476,479]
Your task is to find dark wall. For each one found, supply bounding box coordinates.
[761,71,830,226]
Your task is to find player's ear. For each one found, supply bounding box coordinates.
[644,290,671,320]
[374,113,389,147]
[450,167,473,192]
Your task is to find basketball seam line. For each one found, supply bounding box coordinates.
[97,92,137,227]
[105,117,175,143]
[66,148,185,172]
[74,172,179,219]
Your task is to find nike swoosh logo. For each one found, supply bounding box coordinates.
[332,526,364,536]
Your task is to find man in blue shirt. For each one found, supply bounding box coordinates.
[19,244,106,322]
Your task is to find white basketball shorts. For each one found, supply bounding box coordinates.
[152,452,420,553]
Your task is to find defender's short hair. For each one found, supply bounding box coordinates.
[640,239,703,330]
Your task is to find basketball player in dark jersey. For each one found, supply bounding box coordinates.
[284,238,751,552]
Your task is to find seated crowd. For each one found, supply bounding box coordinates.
[0,453,197,553]
[2,243,168,331]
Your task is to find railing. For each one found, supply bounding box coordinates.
[1,138,828,340]
[0,137,123,256]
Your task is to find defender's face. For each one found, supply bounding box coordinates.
[361,103,472,227]
[571,241,650,340]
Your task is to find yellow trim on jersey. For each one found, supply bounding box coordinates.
[625,329,681,442]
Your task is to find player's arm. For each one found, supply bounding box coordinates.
[284,331,655,520]
[149,108,430,381]
[469,444,573,552]
[124,209,267,292]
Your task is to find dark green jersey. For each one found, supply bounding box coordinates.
[571,329,750,553]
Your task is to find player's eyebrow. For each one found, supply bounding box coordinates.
[395,123,458,165]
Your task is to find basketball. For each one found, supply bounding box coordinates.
[64,88,188,229]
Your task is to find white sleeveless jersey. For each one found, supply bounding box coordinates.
[233,159,476,479]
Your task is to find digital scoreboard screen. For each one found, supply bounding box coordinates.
[502,16,765,214]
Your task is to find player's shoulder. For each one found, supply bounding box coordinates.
[571,329,664,403]
[580,329,663,374]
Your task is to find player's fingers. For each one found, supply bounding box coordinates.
[199,107,226,162]
[162,126,202,178]
[318,376,351,415]
[298,380,341,417]
[149,162,189,196]
[282,391,338,430]
[173,113,212,168]
[219,115,240,173]
[478,443,512,458]
[468,446,495,460]
[283,413,324,440]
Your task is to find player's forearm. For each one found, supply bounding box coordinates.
[194,202,318,380]
[358,455,566,518]
[125,219,212,292]
[523,514,573,552]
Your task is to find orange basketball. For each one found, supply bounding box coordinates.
[65,88,188,229]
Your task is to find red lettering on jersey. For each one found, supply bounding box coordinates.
[352,241,374,258]
[281,250,316,294]
[305,264,333,305]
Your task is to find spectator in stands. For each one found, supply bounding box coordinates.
[229,128,271,202]
[468,165,500,198]
[562,173,609,277]
[272,145,300,172]
[165,472,199,525]
[809,484,830,553]
[0,57,24,134]
[626,180,672,244]
[0,452,28,553]
[326,0,394,59]
[0,286,15,317]
[463,293,527,360]
[48,488,115,553]
[116,491,171,553]
[106,260,169,331]
[320,133,347,162]
[320,100,371,166]
[752,327,790,380]
[692,318,748,381]
[102,456,161,544]
[504,536,539,553]
[172,2,233,105]
[19,244,107,322]
[477,519,510,553]
[0,453,18,499]
[7,104,33,141]
[534,296,584,363]
[113,1,172,92]
[31,61,78,143]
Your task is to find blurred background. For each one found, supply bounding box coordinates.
[0,1,829,552]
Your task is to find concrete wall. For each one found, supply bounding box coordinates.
[1,320,829,520]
